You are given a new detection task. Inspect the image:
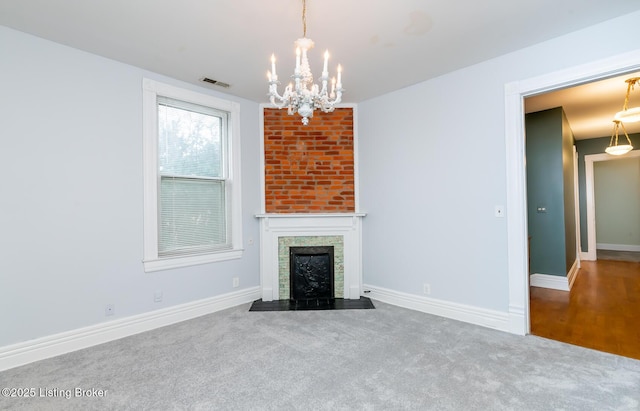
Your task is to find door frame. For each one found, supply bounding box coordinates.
[584,150,640,260]
[504,50,640,335]
[573,145,581,281]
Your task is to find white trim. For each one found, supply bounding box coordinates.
[567,259,580,289]
[584,152,600,261]
[351,105,361,212]
[255,212,366,218]
[573,145,581,273]
[504,49,640,336]
[585,150,640,260]
[529,259,578,292]
[364,285,509,332]
[504,81,529,336]
[530,274,569,291]
[259,105,266,214]
[596,243,640,252]
[142,78,243,272]
[143,249,244,271]
[0,287,261,372]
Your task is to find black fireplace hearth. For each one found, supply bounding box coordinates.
[249,296,375,311]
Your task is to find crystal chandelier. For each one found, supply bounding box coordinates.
[605,120,633,156]
[267,0,343,125]
[614,77,640,123]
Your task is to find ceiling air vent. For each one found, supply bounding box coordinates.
[200,77,230,88]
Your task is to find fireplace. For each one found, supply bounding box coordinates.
[256,213,365,302]
[290,246,334,301]
[258,108,364,302]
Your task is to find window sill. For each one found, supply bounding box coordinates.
[143,249,244,272]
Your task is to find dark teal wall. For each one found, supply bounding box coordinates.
[575,133,640,251]
[526,108,567,276]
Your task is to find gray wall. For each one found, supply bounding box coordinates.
[359,11,640,311]
[525,108,576,276]
[594,156,640,247]
[0,25,262,347]
[575,134,640,251]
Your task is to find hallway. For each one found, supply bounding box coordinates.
[530,258,640,360]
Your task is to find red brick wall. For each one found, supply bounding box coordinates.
[263,107,355,213]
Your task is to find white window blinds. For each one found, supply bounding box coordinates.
[157,96,230,256]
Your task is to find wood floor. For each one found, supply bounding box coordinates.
[530,258,640,360]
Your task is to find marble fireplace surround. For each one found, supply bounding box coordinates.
[256,213,366,302]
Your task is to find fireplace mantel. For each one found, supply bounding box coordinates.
[256,213,366,301]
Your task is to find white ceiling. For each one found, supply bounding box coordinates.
[1,0,639,139]
[525,72,640,140]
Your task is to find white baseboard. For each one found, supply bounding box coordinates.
[567,259,579,289]
[0,286,261,372]
[363,284,509,333]
[530,273,569,291]
[508,303,526,336]
[581,251,595,261]
[596,243,640,252]
[530,258,580,291]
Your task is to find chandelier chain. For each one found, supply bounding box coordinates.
[302,0,307,37]
[606,119,633,155]
[622,77,639,111]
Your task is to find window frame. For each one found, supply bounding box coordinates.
[142,78,243,272]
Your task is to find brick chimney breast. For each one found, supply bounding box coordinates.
[263,108,355,213]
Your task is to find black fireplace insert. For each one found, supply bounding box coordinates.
[289,246,334,301]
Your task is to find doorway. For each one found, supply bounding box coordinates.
[584,150,640,260]
[526,133,640,358]
[504,50,640,336]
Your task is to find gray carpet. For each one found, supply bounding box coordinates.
[1,301,639,410]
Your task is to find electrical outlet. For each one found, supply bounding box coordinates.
[154,290,163,303]
[233,277,239,288]
[423,284,431,295]
[105,304,115,316]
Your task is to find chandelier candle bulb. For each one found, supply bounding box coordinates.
[270,54,276,77]
[323,50,329,73]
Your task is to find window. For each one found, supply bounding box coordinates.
[142,79,242,272]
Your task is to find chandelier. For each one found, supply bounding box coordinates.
[267,0,343,125]
[605,120,633,156]
[614,77,640,123]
